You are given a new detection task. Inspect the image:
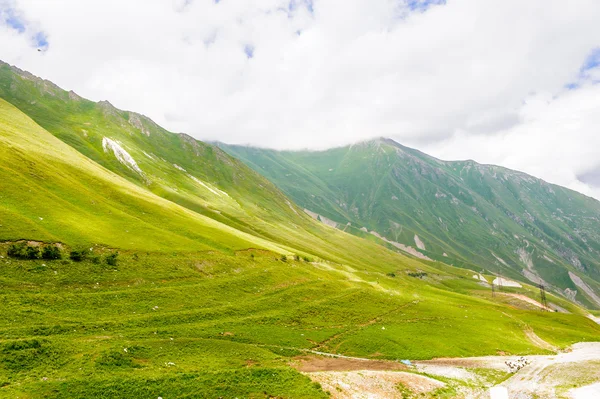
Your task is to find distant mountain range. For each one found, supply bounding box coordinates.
[219,139,600,307]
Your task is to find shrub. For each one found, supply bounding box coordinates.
[386,272,396,278]
[280,254,287,262]
[7,243,42,260]
[303,256,311,262]
[294,254,300,261]
[105,252,118,266]
[26,246,40,259]
[41,245,61,260]
[90,255,101,264]
[69,249,87,262]
[7,243,27,259]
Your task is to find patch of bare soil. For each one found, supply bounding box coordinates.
[417,357,508,370]
[501,293,552,311]
[292,355,407,372]
[524,328,557,352]
[308,370,445,399]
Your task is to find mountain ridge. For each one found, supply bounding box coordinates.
[219,139,600,308]
[221,135,596,200]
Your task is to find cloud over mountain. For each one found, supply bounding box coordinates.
[1,0,600,198]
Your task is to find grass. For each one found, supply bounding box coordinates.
[0,63,599,398]
[1,247,599,397]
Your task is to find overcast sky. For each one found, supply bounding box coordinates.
[1,0,600,199]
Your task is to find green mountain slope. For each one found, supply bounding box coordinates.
[0,61,425,269]
[1,62,600,398]
[219,139,600,308]
[0,98,287,253]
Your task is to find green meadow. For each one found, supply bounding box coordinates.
[0,63,599,398]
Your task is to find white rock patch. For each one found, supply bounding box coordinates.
[142,151,156,160]
[102,137,143,175]
[492,277,522,288]
[188,175,229,198]
[414,234,426,250]
[569,272,600,307]
[491,252,509,267]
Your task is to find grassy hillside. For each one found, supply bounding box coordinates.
[0,98,283,253]
[1,62,599,398]
[220,139,600,308]
[2,245,600,398]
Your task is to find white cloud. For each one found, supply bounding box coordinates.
[1,0,600,198]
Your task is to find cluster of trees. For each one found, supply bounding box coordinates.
[6,242,118,265]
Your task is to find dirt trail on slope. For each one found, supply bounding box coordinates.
[501,293,553,311]
[523,328,558,352]
[498,342,600,398]
[298,342,600,398]
[418,342,600,398]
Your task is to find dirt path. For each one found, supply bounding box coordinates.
[501,293,552,311]
[498,342,600,398]
[295,342,600,398]
[523,328,558,352]
[411,342,600,398]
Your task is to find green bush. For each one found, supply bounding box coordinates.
[90,255,101,264]
[41,245,61,260]
[7,243,27,259]
[280,254,287,262]
[26,246,40,259]
[105,252,119,266]
[69,249,87,262]
[7,243,41,260]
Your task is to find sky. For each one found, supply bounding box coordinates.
[1,0,600,199]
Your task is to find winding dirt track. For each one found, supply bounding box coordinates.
[297,342,600,398]
[419,342,600,398]
[499,342,600,398]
